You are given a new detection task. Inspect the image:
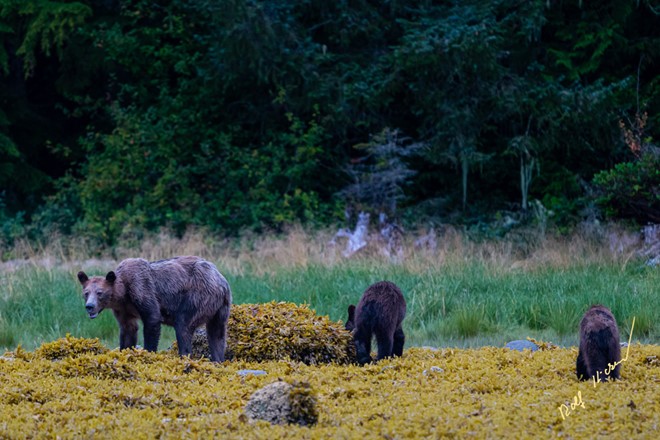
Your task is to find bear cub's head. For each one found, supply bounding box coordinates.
[77,271,118,319]
[345,305,356,332]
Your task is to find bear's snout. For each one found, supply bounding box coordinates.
[85,303,99,319]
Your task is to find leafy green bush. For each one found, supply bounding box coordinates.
[0,196,26,248]
[593,148,660,224]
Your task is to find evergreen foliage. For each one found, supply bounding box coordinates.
[0,0,659,241]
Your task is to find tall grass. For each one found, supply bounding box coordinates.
[1,225,657,351]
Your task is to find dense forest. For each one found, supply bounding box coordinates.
[1,0,659,243]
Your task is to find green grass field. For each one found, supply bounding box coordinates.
[1,227,657,352]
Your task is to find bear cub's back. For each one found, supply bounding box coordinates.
[356,281,406,324]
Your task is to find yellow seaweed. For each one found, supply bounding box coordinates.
[172,302,357,365]
[2,336,660,439]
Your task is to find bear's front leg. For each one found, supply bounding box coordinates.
[142,319,162,352]
[353,330,372,365]
[392,326,405,357]
[120,321,139,349]
[135,301,162,352]
[174,317,195,358]
[576,350,588,381]
[375,330,394,361]
[113,310,139,349]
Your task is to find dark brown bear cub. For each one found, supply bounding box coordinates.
[345,281,406,365]
[576,305,621,381]
[78,256,232,362]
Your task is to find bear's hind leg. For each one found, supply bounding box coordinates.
[586,330,616,381]
[392,326,405,357]
[206,309,228,362]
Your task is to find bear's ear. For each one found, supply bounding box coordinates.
[106,271,117,283]
[347,304,356,321]
[77,271,89,285]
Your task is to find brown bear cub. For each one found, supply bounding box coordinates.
[576,305,621,381]
[78,256,232,362]
[345,281,406,365]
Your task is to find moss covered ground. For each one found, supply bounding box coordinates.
[1,336,659,439]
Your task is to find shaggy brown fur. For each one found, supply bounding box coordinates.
[345,281,406,365]
[576,305,621,381]
[78,256,232,362]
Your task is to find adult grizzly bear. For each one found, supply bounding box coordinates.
[77,256,232,362]
[576,305,621,381]
[345,281,406,365]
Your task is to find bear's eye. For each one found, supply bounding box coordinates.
[84,292,89,300]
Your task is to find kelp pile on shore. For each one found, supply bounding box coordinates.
[2,335,660,439]
[171,302,356,365]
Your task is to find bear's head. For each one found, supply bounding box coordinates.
[77,271,118,319]
[345,304,373,365]
[354,339,372,366]
[345,305,356,331]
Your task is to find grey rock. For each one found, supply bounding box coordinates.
[505,340,539,352]
[244,381,318,426]
[237,369,267,377]
[423,366,444,375]
[245,381,293,425]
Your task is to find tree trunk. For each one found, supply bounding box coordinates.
[461,152,469,211]
[520,155,535,212]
